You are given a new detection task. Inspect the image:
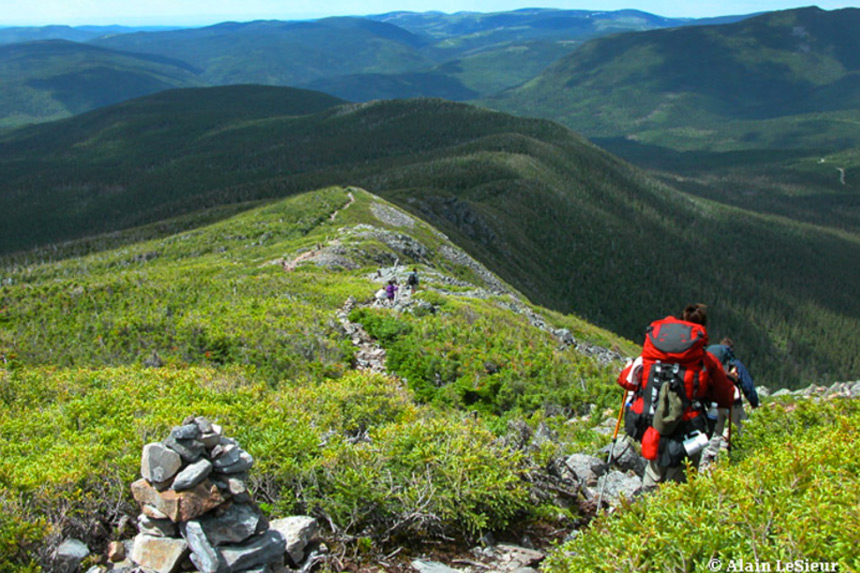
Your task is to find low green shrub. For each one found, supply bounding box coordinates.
[348,301,618,418]
[543,399,860,572]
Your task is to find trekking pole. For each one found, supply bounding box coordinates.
[596,389,628,512]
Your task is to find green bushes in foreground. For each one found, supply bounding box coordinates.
[0,364,533,569]
[544,400,860,572]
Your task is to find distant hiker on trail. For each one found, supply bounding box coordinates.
[406,268,419,293]
[385,279,398,305]
[702,338,759,464]
[617,303,736,489]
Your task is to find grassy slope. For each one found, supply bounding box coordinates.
[0,40,203,127]
[0,186,629,567]
[1,87,859,388]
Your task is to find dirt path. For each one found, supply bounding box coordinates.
[279,189,356,271]
[336,296,389,373]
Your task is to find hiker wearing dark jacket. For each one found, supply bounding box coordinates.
[707,339,759,408]
[617,304,736,488]
[703,338,759,463]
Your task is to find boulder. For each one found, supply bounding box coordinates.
[141,442,182,484]
[269,516,319,566]
[130,534,189,573]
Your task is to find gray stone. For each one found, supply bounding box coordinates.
[756,386,771,398]
[851,382,860,398]
[553,328,575,345]
[216,449,254,474]
[54,538,90,572]
[563,453,606,486]
[108,540,126,562]
[141,442,183,484]
[212,444,241,467]
[130,533,189,573]
[220,530,286,572]
[182,520,227,573]
[164,435,205,462]
[411,560,461,573]
[227,475,247,496]
[200,502,264,546]
[194,417,214,434]
[772,388,792,397]
[200,432,222,448]
[600,437,646,477]
[211,437,239,459]
[269,516,319,566]
[173,458,213,491]
[138,514,178,537]
[493,544,544,569]
[596,471,641,506]
[142,504,170,520]
[171,423,201,440]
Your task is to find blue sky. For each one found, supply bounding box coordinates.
[1,0,857,26]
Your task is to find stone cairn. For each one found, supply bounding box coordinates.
[127,416,319,573]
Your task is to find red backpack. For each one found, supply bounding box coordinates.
[619,316,711,460]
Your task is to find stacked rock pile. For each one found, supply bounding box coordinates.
[127,416,300,573]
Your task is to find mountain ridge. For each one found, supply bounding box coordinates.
[2,85,859,388]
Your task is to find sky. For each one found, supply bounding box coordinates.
[0,0,857,27]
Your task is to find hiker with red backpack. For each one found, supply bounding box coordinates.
[617,304,736,488]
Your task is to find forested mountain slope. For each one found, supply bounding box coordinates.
[2,86,858,387]
[0,40,202,127]
[487,7,860,149]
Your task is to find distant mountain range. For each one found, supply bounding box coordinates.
[0,9,751,128]
[488,7,860,151]
[2,85,858,388]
